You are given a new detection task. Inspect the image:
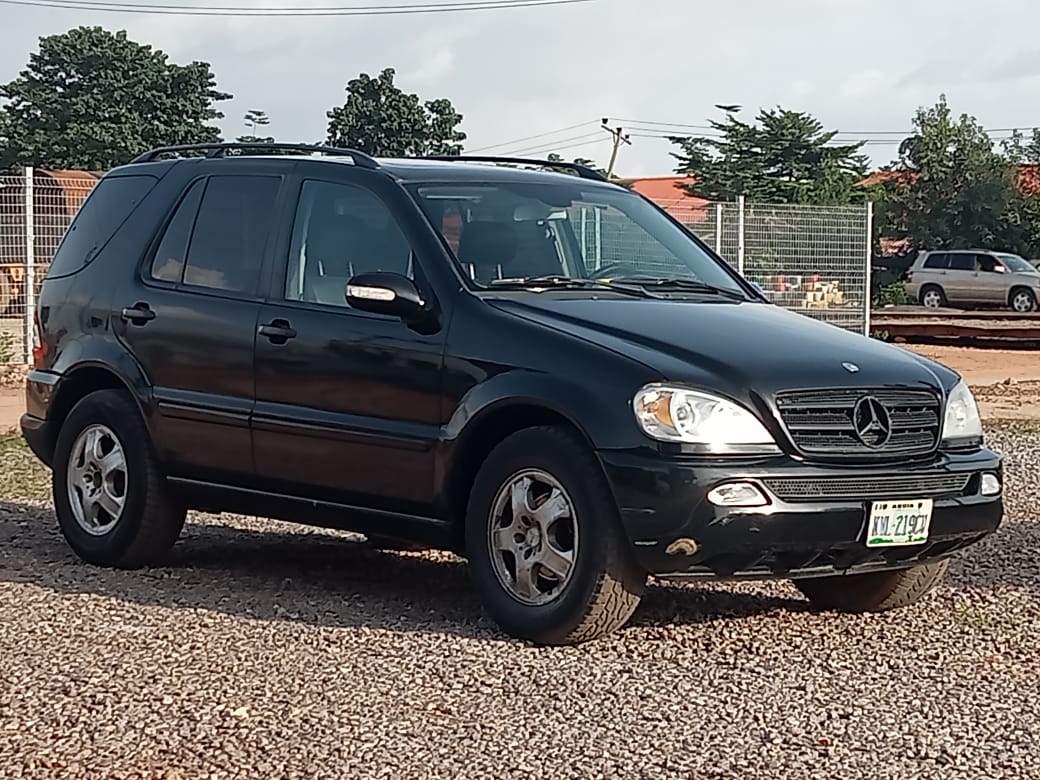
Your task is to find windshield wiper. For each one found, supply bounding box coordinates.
[617,276,748,300]
[487,275,662,298]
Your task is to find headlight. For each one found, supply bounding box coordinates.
[941,380,983,445]
[633,384,778,452]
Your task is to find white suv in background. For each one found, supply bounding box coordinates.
[905,249,1040,312]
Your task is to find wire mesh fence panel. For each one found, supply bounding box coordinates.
[739,203,869,333]
[0,174,28,364]
[0,170,100,364]
[654,199,870,333]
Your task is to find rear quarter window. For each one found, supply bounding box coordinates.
[922,253,948,269]
[46,174,158,278]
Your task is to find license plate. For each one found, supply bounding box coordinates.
[866,499,933,547]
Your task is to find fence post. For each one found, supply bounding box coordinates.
[863,201,873,337]
[714,203,723,254]
[736,195,746,275]
[23,166,35,364]
[593,205,602,268]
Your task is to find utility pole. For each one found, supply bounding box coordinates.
[601,118,631,179]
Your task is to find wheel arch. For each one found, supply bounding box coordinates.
[438,391,611,548]
[40,359,150,464]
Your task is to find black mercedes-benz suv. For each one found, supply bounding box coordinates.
[21,144,1003,645]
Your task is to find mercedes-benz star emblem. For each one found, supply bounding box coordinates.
[842,362,860,373]
[852,396,892,448]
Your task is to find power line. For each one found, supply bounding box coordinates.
[616,116,1039,139]
[500,131,604,156]
[0,0,596,15]
[466,120,600,153]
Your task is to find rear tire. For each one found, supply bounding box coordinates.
[52,389,186,568]
[465,426,646,645]
[920,285,946,309]
[793,559,949,613]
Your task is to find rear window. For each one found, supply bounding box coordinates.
[948,253,975,271]
[47,174,158,278]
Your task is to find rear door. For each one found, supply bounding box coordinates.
[114,166,286,483]
[251,170,447,517]
[943,252,976,303]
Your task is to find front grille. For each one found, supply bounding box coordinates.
[775,388,941,459]
[763,473,971,502]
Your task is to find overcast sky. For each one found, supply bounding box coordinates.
[3,0,1039,176]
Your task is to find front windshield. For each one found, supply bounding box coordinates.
[407,180,746,294]
[997,254,1037,273]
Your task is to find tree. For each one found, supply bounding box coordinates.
[1002,128,1040,256]
[0,26,231,170]
[546,153,608,178]
[668,107,870,205]
[876,95,1028,253]
[237,109,274,144]
[325,68,465,156]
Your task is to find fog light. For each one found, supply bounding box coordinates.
[706,481,769,507]
[981,472,1001,496]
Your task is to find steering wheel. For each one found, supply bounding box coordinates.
[588,262,643,280]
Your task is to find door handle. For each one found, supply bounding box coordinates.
[120,303,155,324]
[258,319,297,343]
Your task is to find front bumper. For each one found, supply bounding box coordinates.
[598,447,1003,580]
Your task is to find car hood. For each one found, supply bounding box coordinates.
[488,296,957,398]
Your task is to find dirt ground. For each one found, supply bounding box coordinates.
[2,344,1040,434]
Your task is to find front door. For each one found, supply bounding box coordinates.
[251,175,446,516]
[115,170,284,482]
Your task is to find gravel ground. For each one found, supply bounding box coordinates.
[1,426,1039,780]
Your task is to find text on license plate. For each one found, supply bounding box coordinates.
[866,499,933,547]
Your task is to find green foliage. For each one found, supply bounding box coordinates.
[876,281,909,307]
[0,26,231,171]
[325,68,465,156]
[546,153,609,177]
[875,95,1030,254]
[668,107,870,205]
[0,332,13,364]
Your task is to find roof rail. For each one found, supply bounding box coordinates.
[419,155,609,182]
[129,142,380,169]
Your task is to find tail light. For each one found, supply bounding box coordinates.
[32,310,48,368]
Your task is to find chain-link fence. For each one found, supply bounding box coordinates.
[1,168,100,364]
[0,169,873,365]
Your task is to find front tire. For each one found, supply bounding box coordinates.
[1010,287,1037,313]
[52,389,186,568]
[465,426,646,645]
[793,559,949,613]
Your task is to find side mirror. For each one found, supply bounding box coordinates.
[345,272,429,321]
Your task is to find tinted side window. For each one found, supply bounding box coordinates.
[47,175,158,278]
[978,254,1001,272]
[922,253,948,269]
[183,175,281,294]
[150,179,205,283]
[948,253,975,271]
[284,179,414,308]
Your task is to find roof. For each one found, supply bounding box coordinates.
[375,157,618,187]
[115,151,622,189]
[620,175,711,221]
